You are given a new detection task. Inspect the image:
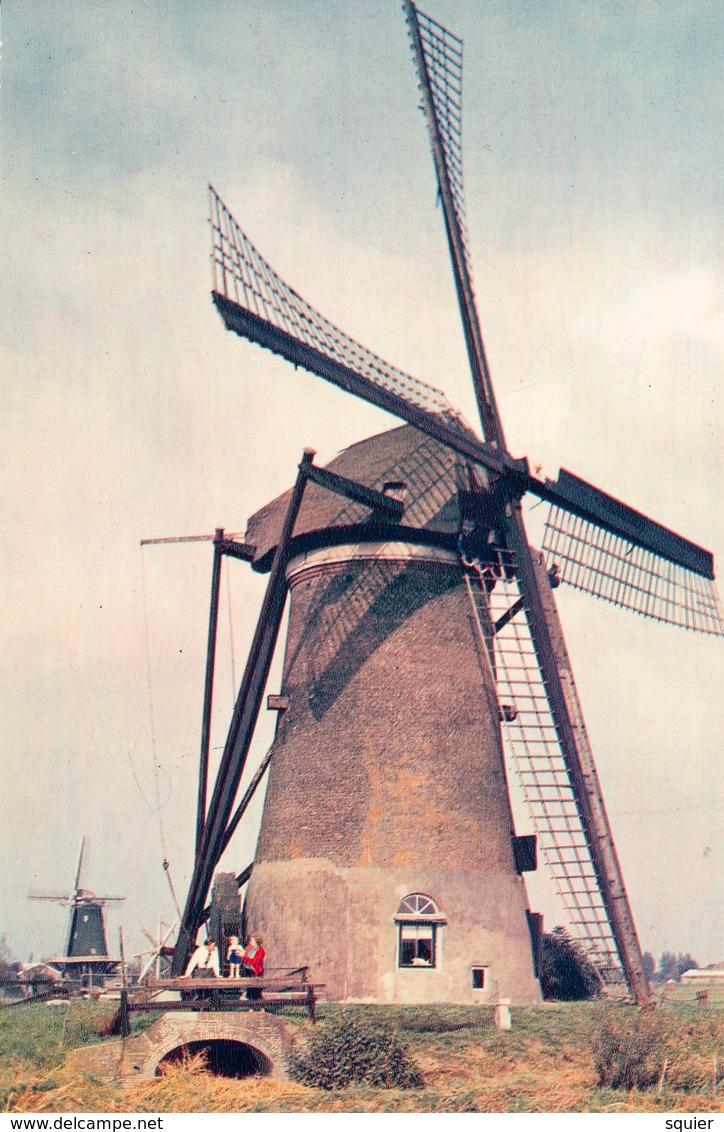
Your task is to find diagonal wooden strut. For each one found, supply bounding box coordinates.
[197,529,224,860]
[172,450,315,975]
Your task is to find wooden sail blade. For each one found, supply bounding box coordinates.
[466,564,621,981]
[73,837,86,895]
[542,469,715,579]
[209,187,523,482]
[540,471,723,635]
[404,3,470,275]
[209,186,466,429]
[468,525,652,1001]
[404,2,504,448]
[543,508,723,635]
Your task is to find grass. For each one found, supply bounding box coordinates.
[1,996,722,1114]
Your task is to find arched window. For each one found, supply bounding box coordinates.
[394,894,446,969]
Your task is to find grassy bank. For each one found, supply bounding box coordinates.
[1,996,722,1113]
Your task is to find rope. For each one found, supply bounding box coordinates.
[139,546,182,921]
[125,750,155,813]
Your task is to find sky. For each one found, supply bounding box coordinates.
[1,0,722,973]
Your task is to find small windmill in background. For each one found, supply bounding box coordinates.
[29,837,125,987]
[135,916,177,983]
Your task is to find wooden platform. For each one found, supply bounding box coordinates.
[127,967,324,1022]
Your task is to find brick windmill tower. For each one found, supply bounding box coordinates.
[171,3,723,1004]
[242,426,542,1003]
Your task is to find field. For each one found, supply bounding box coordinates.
[1,988,722,1114]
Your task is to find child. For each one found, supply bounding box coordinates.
[226,935,243,978]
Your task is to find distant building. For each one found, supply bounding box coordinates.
[680,968,724,984]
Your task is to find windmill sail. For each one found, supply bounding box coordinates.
[466,570,619,978]
[404,4,470,276]
[541,474,722,635]
[404,0,503,447]
[466,563,620,978]
[201,3,722,1004]
[209,187,469,436]
[403,0,722,637]
[405,0,651,998]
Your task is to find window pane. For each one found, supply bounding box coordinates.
[400,939,417,966]
[399,927,436,968]
[400,924,434,941]
[417,938,433,965]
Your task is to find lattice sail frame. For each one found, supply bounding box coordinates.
[543,506,724,636]
[465,566,621,978]
[209,186,469,435]
[405,5,472,276]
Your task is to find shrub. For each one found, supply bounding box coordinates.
[592,1008,669,1090]
[290,1015,423,1090]
[539,927,602,1001]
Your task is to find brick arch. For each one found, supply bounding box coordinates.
[68,1011,300,1083]
[155,1037,274,1079]
[142,1014,295,1081]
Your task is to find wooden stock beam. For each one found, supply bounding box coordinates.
[212,292,521,481]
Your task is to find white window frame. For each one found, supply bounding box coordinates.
[471,965,488,990]
[394,893,446,970]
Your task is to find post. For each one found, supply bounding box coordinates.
[494,999,512,1031]
[118,927,130,1038]
[196,529,225,860]
[306,983,317,1023]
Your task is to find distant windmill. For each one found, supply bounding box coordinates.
[169,2,722,1004]
[30,837,124,985]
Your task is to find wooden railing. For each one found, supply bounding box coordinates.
[120,966,324,1030]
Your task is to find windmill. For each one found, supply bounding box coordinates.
[135,917,177,984]
[30,837,125,985]
[170,3,722,1003]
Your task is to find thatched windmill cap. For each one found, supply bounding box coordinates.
[245,424,486,571]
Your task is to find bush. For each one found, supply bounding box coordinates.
[539,927,602,1001]
[290,1015,423,1090]
[593,1008,669,1090]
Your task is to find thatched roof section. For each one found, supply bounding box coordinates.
[246,425,486,570]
